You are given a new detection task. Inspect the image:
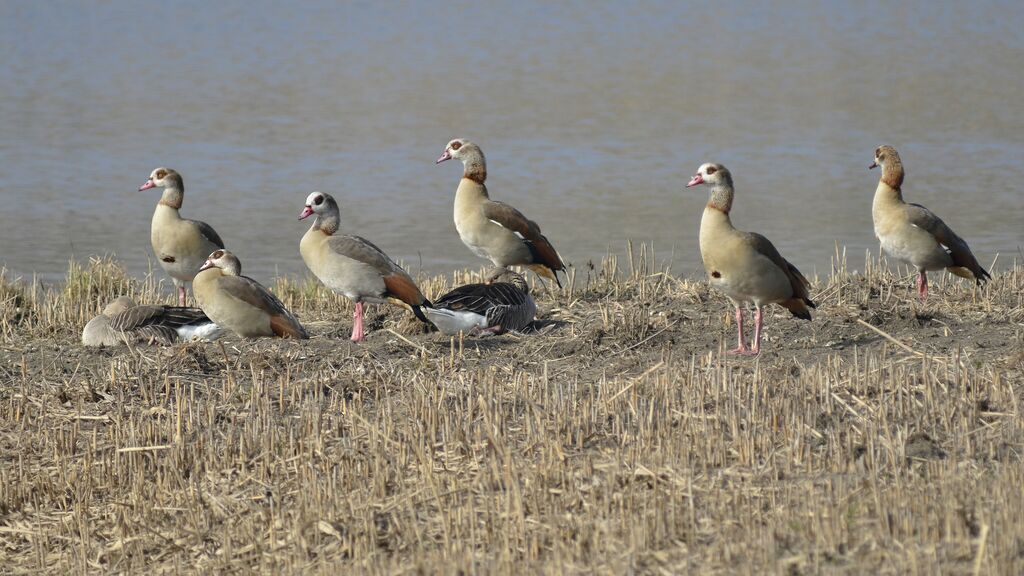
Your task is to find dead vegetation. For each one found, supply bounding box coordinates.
[0,245,1022,574]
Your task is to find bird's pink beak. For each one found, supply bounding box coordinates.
[198,259,215,272]
[869,161,878,169]
[298,205,314,220]
[139,179,156,191]
[685,174,704,188]
[436,150,451,164]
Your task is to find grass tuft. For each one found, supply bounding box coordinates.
[0,245,1022,573]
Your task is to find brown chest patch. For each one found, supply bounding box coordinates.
[711,271,721,279]
[463,169,486,185]
[161,256,176,263]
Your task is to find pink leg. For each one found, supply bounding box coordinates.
[726,307,751,355]
[351,302,365,342]
[917,271,928,301]
[178,285,187,307]
[749,307,764,356]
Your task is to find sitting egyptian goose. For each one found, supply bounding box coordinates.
[139,168,226,306]
[298,192,432,342]
[686,163,815,356]
[82,296,223,347]
[870,145,990,300]
[436,139,565,286]
[424,268,536,336]
[193,250,308,339]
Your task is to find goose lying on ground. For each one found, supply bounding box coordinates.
[193,250,308,339]
[82,296,222,346]
[424,268,536,336]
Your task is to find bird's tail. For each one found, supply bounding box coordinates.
[527,264,562,288]
[412,300,433,325]
[781,298,813,321]
[948,265,991,285]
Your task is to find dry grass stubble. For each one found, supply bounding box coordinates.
[1,244,1022,573]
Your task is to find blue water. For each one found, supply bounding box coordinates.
[1,1,1022,284]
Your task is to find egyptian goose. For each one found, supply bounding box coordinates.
[687,163,815,356]
[193,250,308,339]
[870,145,990,300]
[298,192,432,342]
[436,139,565,286]
[139,168,226,306]
[81,296,223,347]
[423,268,536,336]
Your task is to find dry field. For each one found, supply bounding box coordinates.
[1,244,1022,574]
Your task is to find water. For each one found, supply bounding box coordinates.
[2,1,1022,286]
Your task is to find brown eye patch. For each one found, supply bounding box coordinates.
[155,169,167,179]
[450,141,462,151]
[706,166,718,175]
[211,250,225,259]
[314,195,324,205]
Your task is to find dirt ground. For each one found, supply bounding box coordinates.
[1,248,1022,573]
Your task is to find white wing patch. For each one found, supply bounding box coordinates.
[177,323,225,342]
[489,219,525,239]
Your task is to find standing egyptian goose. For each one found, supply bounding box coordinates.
[298,192,432,342]
[870,145,990,300]
[436,139,565,286]
[82,296,223,346]
[139,168,226,306]
[423,268,536,336]
[686,163,815,356]
[193,250,308,339]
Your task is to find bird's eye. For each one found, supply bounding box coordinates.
[451,141,462,151]
[212,250,224,259]
[874,147,881,157]
[314,195,324,205]
[706,166,717,175]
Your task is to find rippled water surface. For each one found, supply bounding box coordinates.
[2,1,1022,285]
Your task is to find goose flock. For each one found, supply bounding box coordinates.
[83,142,991,356]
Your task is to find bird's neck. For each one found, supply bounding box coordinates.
[159,186,183,210]
[881,162,904,191]
[312,209,339,236]
[706,184,733,214]
[461,154,487,185]
[873,180,905,210]
[456,177,489,204]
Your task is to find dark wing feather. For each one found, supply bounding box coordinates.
[109,305,211,331]
[217,275,309,338]
[434,282,530,315]
[905,203,990,283]
[484,294,536,332]
[189,219,225,249]
[130,325,181,344]
[743,232,816,307]
[482,200,565,280]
